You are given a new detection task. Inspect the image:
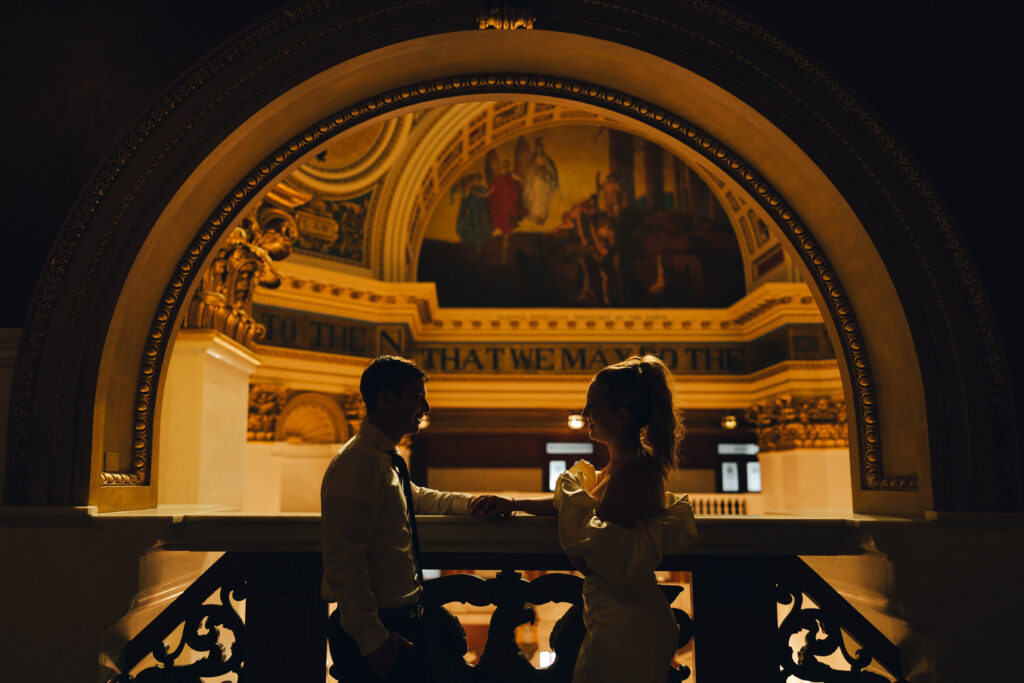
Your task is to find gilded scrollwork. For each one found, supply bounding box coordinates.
[183,205,297,348]
[746,395,848,451]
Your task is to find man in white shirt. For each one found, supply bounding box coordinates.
[322,355,511,681]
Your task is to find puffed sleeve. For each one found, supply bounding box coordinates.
[554,460,697,584]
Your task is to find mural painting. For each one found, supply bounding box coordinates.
[417,126,745,308]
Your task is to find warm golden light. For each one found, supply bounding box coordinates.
[567,414,585,430]
[419,414,431,429]
[721,414,738,430]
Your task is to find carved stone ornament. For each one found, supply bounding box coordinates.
[341,391,367,435]
[247,384,287,441]
[478,1,535,30]
[746,395,848,451]
[183,204,298,348]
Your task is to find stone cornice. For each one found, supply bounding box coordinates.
[255,265,820,343]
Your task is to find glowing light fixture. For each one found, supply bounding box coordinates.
[567,414,585,430]
[721,414,738,430]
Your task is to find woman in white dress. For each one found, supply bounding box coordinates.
[505,354,698,682]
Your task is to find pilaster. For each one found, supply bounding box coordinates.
[157,330,260,507]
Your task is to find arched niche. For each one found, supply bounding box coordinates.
[5,2,1015,515]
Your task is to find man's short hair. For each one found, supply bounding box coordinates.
[360,355,427,413]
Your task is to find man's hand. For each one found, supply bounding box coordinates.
[468,495,515,519]
[366,631,413,678]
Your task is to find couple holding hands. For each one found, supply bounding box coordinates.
[321,354,697,682]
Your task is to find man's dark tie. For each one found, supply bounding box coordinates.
[390,449,424,584]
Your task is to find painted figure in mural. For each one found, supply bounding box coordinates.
[521,137,559,225]
[416,124,746,307]
[584,212,622,306]
[480,355,698,683]
[597,171,627,220]
[452,172,492,248]
[484,150,527,237]
[563,196,622,306]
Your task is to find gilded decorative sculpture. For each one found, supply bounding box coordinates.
[184,205,298,347]
[746,395,848,451]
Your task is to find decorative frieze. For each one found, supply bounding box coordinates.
[260,273,822,343]
[746,395,847,452]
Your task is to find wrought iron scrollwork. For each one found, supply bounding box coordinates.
[777,582,906,683]
[419,569,692,682]
[114,556,247,683]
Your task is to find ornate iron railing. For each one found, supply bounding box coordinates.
[110,517,906,682]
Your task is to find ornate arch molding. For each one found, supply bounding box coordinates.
[5,1,1014,511]
[127,75,898,494]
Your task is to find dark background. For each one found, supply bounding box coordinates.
[2,1,1020,431]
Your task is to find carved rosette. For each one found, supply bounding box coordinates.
[746,395,848,452]
[183,204,297,348]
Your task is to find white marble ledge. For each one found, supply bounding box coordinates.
[2,506,937,556]
[149,513,921,556]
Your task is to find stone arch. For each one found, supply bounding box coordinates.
[5,2,1016,515]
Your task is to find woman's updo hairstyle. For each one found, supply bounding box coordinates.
[593,354,683,475]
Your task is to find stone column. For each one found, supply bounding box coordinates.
[157,330,260,507]
[747,395,853,512]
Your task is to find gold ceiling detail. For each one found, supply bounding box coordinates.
[182,203,298,348]
[257,268,819,344]
[746,395,848,452]
[284,114,413,198]
[247,384,365,444]
[478,2,535,30]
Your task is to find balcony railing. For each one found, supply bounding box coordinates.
[687,493,761,516]
[108,515,906,682]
